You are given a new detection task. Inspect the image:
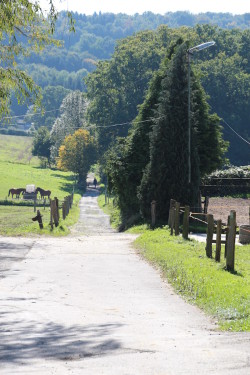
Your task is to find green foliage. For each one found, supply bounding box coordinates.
[57,129,97,188]
[86,24,249,166]
[138,42,201,219]
[32,126,51,166]
[200,50,250,165]
[135,228,250,331]
[105,41,227,221]
[86,28,173,152]
[25,86,71,130]
[0,0,61,116]
[50,90,89,161]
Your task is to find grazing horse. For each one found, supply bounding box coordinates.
[36,187,51,199]
[8,188,25,199]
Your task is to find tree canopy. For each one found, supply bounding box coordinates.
[57,129,97,188]
[50,90,89,162]
[0,0,62,116]
[86,24,249,165]
[32,126,52,167]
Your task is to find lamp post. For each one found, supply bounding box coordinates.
[187,41,215,184]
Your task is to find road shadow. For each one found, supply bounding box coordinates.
[0,317,123,364]
[0,240,33,277]
[83,187,100,197]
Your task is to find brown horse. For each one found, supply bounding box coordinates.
[36,187,51,199]
[8,188,25,199]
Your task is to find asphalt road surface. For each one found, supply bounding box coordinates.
[1,188,250,374]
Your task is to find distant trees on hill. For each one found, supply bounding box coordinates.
[18,10,250,93]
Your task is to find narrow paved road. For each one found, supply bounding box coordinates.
[1,189,250,374]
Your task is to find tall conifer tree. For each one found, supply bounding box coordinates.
[138,42,200,219]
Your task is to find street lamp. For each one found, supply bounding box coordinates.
[187,41,215,184]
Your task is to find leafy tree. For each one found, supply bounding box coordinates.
[200,52,250,165]
[57,129,97,188]
[32,126,52,167]
[25,85,71,130]
[0,0,61,117]
[86,29,173,152]
[50,90,89,162]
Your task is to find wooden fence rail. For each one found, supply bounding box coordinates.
[150,199,238,272]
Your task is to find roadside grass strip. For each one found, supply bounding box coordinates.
[97,194,121,229]
[134,228,250,331]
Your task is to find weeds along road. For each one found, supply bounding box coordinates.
[1,188,250,374]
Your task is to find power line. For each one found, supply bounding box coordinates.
[221,118,250,146]
[1,108,60,120]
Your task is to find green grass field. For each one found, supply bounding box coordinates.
[0,134,39,165]
[0,134,81,235]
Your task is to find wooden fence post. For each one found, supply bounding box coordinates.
[67,196,70,214]
[206,214,214,258]
[204,196,209,214]
[168,199,176,227]
[62,201,66,220]
[151,200,156,227]
[226,210,236,272]
[215,219,222,262]
[182,205,190,240]
[170,208,175,235]
[55,197,59,220]
[49,199,53,229]
[65,196,69,217]
[174,202,180,236]
[225,215,230,259]
[51,199,59,227]
[32,209,43,229]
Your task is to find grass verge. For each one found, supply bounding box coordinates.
[133,227,250,331]
[97,193,121,229]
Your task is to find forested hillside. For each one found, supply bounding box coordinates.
[4,11,250,165]
[18,11,250,91]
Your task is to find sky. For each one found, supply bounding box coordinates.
[42,0,250,15]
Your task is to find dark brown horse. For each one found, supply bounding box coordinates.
[36,187,51,199]
[8,188,25,199]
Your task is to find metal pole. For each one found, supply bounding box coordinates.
[188,51,191,184]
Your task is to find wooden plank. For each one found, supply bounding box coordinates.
[151,200,156,227]
[225,215,230,259]
[168,199,176,227]
[182,205,190,240]
[226,210,236,272]
[170,208,175,236]
[215,219,222,262]
[206,214,214,258]
[174,202,180,236]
